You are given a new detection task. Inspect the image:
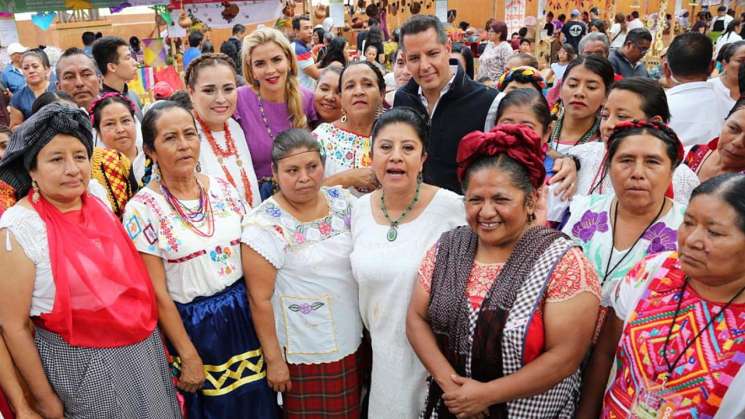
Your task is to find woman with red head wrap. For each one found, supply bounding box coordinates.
[406,124,601,418]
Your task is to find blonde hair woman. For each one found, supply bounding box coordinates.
[236,27,317,200]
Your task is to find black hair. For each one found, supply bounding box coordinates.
[188,31,204,48]
[690,173,745,233]
[201,40,214,54]
[559,43,577,59]
[338,61,385,94]
[666,32,713,77]
[611,77,671,122]
[563,55,615,93]
[313,27,326,42]
[366,26,385,50]
[451,42,475,79]
[168,91,193,111]
[129,36,141,52]
[607,124,682,169]
[631,11,640,18]
[219,39,241,74]
[518,27,528,38]
[141,100,195,154]
[184,53,237,89]
[722,40,745,64]
[520,38,532,45]
[82,31,95,46]
[21,49,50,69]
[496,88,551,132]
[92,36,129,75]
[723,18,741,36]
[400,15,448,47]
[30,91,74,115]
[90,94,135,132]
[292,15,310,30]
[461,154,536,195]
[271,128,323,168]
[319,37,348,68]
[232,23,245,35]
[625,28,652,45]
[371,107,429,151]
[95,32,103,39]
[458,21,470,31]
[368,17,379,26]
[558,14,566,21]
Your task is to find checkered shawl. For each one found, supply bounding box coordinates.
[427,226,579,417]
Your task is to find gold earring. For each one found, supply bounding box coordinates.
[32,180,40,204]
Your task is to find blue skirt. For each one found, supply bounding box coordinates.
[172,279,278,419]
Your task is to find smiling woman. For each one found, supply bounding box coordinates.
[187,53,260,208]
[236,27,317,200]
[407,124,600,418]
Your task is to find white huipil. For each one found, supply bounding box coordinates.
[350,189,466,418]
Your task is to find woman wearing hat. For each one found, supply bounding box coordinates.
[0,103,181,418]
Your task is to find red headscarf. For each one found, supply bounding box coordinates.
[32,192,157,348]
[456,124,547,189]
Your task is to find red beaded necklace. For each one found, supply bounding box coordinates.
[194,113,255,207]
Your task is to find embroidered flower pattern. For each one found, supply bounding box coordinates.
[210,245,236,276]
[642,222,677,254]
[288,302,325,315]
[571,210,609,242]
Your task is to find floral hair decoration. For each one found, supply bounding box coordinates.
[608,119,685,164]
[87,92,137,128]
[456,123,547,189]
[497,66,547,92]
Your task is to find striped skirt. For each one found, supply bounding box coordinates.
[284,351,362,419]
[35,327,180,419]
[172,279,278,419]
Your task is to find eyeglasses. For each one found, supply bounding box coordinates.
[634,43,650,54]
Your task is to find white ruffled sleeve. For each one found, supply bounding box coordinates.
[241,223,287,270]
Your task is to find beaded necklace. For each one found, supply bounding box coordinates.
[549,107,600,150]
[380,180,421,241]
[194,113,254,206]
[257,93,276,141]
[160,177,215,238]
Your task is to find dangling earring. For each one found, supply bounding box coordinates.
[196,161,202,173]
[31,180,40,203]
[153,162,161,183]
[341,113,348,123]
[417,172,423,185]
[528,212,537,223]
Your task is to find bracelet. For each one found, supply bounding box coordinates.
[563,154,581,172]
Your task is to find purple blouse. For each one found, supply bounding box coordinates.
[234,86,317,178]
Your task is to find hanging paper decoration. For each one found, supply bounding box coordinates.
[221,1,239,23]
[143,38,167,67]
[31,11,57,30]
[151,4,173,26]
[109,2,131,13]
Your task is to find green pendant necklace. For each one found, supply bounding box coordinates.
[380,180,421,242]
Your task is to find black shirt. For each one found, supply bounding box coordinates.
[561,20,587,51]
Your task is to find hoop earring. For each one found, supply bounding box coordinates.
[341,113,348,123]
[32,180,40,203]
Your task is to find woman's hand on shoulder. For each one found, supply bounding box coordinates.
[549,156,578,201]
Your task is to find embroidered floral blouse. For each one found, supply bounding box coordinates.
[604,252,745,418]
[241,186,363,365]
[312,122,372,181]
[417,244,600,364]
[562,194,686,307]
[123,175,246,304]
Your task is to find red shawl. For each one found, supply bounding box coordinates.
[32,192,157,348]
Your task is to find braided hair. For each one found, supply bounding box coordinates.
[184,52,238,88]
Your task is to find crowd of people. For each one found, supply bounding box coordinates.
[0,5,744,419]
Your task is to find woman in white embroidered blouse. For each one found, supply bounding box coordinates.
[241,128,363,419]
[313,61,385,194]
[350,108,465,418]
[567,78,699,204]
[123,101,277,419]
[186,53,261,208]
